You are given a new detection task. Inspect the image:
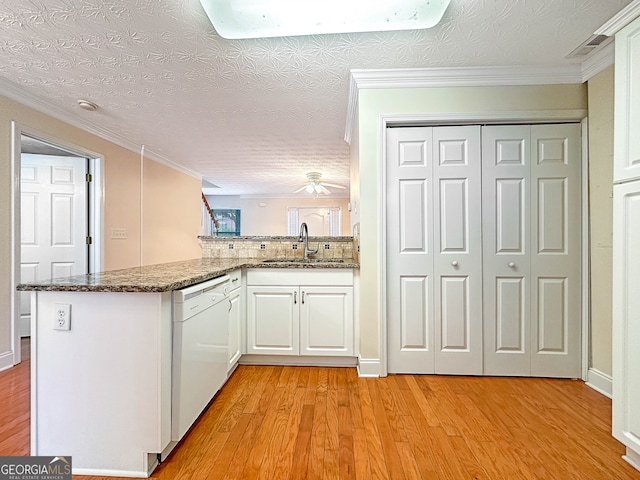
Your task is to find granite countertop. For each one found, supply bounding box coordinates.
[17,257,359,293]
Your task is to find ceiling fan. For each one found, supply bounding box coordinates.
[294,172,346,195]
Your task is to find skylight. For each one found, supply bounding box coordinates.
[198,0,451,39]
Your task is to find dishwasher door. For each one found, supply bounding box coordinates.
[172,276,229,441]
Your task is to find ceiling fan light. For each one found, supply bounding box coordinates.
[305,183,315,193]
[199,0,451,39]
[314,184,323,193]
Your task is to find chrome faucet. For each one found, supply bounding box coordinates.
[298,222,318,259]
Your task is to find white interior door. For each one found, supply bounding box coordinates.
[432,126,483,375]
[482,126,533,375]
[20,154,89,336]
[482,124,581,378]
[388,123,581,378]
[298,207,330,236]
[386,127,435,374]
[529,124,581,377]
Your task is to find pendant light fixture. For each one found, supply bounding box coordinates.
[198,0,451,39]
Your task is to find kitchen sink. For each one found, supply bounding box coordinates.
[262,258,345,263]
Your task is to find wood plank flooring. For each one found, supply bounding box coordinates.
[1,342,639,479]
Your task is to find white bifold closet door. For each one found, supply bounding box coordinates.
[386,126,482,375]
[482,124,582,378]
[387,123,581,378]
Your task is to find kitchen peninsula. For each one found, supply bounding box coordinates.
[18,242,359,477]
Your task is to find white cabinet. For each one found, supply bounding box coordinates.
[613,15,640,473]
[299,286,353,355]
[246,286,298,355]
[614,18,640,183]
[246,269,354,357]
[612,182,640,471]
[227,269,243,371]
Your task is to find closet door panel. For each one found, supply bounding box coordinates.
[530,124,581,378]
[386,127,435,374]
[482,125,532,376]
[433,126,483,375]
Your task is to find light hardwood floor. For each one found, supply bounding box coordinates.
[2,340,639,479]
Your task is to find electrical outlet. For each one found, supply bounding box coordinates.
[54,303,71,331]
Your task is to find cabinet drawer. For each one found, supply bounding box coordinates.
[247,268,353,286]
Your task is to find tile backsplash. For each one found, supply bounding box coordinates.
[199,236,357,261]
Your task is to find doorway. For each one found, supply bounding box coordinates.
[11,128,103,364]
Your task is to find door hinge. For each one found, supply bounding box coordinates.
[86,236,93,245]
[86,173,92,182]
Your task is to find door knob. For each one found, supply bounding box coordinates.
[508,262,516,268]
[451,261,458,267]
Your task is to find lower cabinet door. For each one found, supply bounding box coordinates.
[299,286,353,356]
[246,286,299,355]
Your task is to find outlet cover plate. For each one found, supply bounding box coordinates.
[54,303,71,331]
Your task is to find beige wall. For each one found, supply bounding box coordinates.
[354,84,588,360]
[207,195,351,236]
[587,67,615,377]
[142,159,202,265]
[0,94,201,364]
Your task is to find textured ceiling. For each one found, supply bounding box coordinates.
[0,0,633,196]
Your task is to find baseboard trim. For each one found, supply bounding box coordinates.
[357,357,380,377]
[623,447,640,473]
[72,467,150,478]
[0,350,14,373]
[239,355,357,368]
[586,368,612,398]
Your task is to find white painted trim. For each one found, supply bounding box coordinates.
[379,114,389,378]
[586,368,613,398]
[239,355,357,368]
[0,77,201,181]
[379,110,588,126]
[10,122,20,367]
[30,292,37,455]
[72,468,150,478]
[0,351,14,372]
[581,118,591,382]
[623,448,640,473]
[379,111,588,379]
[351,65,583,89]
[581,41,615,82]
[357,357,381,377]
[345,65,586,143]
[89,157,104,274]
[595,0,640,36]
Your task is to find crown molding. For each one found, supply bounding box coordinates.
[595,0,640,36]
[345,64,583,144]
[581,40,615,82]
[0,77,202,180]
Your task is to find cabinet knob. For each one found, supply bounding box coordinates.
[294,291,297,304]
[451,261,458,267]
[302,291,305,304]
[508,262,516,268]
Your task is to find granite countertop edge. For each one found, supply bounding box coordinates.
[17,257,360,293]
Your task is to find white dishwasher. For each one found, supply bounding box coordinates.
[172,275,230,441]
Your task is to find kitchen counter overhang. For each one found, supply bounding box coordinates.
[17,257,360,293]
